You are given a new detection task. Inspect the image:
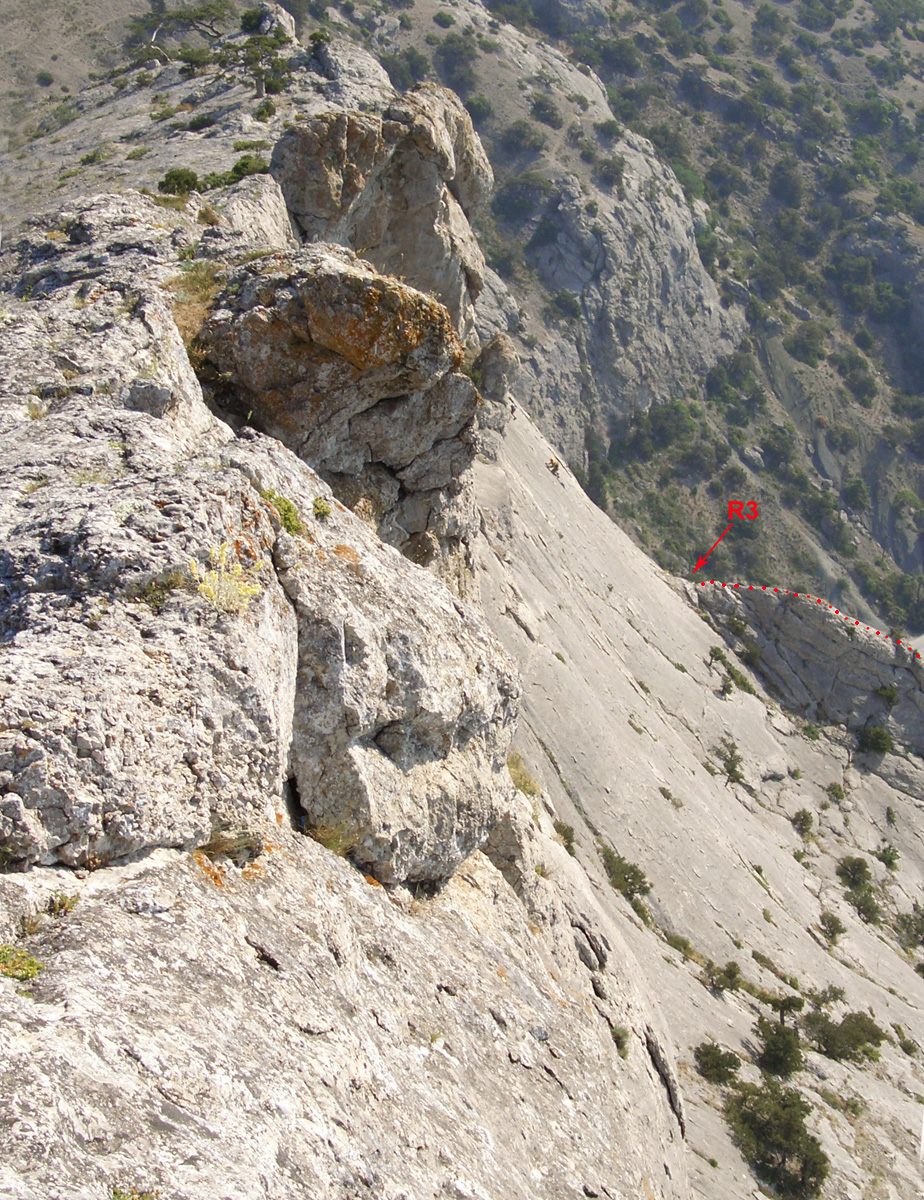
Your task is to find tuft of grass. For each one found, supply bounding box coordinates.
[166,259,223,348]
[47,892,78,916]
[308,821,356,856]
[553,819,576,855]
[313,496,332,521]
[0,944,44,981]
[610,1024,630,1057]
[130,569,187,614]
[201,829,263,861]
[508,751,541,796]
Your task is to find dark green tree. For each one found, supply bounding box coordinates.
[725,1079,829,1198]
[757,1015,804,1076]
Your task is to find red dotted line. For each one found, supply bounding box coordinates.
[698,580,921,659]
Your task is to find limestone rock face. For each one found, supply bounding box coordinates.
[0,188,691,1200]
[0,834,689,1200]
[198,244,481,575]
[476,147,745,460]
[211,174,300,249]
[270,83,493,336]
[0,192,514,886]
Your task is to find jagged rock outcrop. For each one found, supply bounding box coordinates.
[269,83,493,338]
[472,136,746,459]
[198,242,482,578]
[0,192,513,882]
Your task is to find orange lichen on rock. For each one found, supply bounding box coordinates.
[302,275,461,372]
[193,850,226,888]
[333,544,360,564]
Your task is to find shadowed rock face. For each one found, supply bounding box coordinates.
[270,83,493,338]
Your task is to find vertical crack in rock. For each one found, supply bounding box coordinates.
[644,1028,687,1138]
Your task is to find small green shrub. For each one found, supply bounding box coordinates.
[530,93,563,128]
[802,1010,887,1063]
[716,736,744,783]
[598,843,651,903]
[0,945,44,981]
[858,725,892,754]
[837,855,871,889]
[47,892,78,916]
[756,1016,803,1076]
[819,911,846,944]
[254,99,276,122]
[875,683,898,707]
[874,841,899,870]
[501,119,547,153]
[791,809,813,838]
[553,819,576,855]
[802,723,820,741]
[825,782,845,802]
[465,94,494,125]
[36,70,55,87]
[259,488,303,535]
[725,1079,828,1198]
[433,10,455,26]
[694,1041,740,1083]
[158,167,199,195]
[701,959,743,994]
[610,1024,630,1057]
[313,496,332,521]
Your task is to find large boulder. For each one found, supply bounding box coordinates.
[199,244,481,576]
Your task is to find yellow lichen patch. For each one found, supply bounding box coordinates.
[333,544,360,564]
[364,874,383,888]
[193,850,226,888]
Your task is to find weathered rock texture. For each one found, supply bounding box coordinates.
[0,833,688,1200]
[198,243,481,580]
[0,187,691,1200]
[698,582,924,754]
[0,192,512,885]
[270,83,493,338]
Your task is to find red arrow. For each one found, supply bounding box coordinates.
[693,523,733,573]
